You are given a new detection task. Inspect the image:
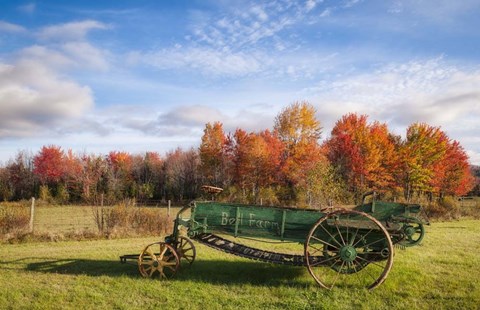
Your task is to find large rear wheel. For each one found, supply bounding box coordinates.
[304,209,394,290]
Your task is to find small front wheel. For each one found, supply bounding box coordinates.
[138,242,179,279]
[304,209,394,290]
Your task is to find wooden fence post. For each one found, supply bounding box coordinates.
[167,200,171,217]
[29,197,35,233]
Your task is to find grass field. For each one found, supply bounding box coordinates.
[1,219,479,309]
[31,205,182,235]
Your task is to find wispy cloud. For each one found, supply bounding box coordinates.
[61,41,110,71]
[0,21,26,33]
[130,0,340,78]
[37,20,109,41]
[303,57,480,139]
[17,3,36,14]
[130,46,264,77]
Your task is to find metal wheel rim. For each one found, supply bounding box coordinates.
[400,222,425,247]
[304,209,394,290]
[176,236,196,265]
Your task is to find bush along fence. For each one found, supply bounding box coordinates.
[0,198,174,242]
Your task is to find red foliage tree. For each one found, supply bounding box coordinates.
[33,145,65,185]
[440,140,475,196]
[325,113,398,196]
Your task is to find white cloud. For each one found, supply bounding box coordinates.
[305,0,318,12]
[136,47,264,77]
[37,20,109,41]
[17,42,110,72]
[250,6,269,22]
[0,21,26,33]
[343,0,362,9]
[19,45,75,68]
[0,60,93,138]
[111,103,275,139]
[320,8,332,17]
[187,1,317,50]
[61,41,110,71]
[17,3,36,14]
[398,0,480,20]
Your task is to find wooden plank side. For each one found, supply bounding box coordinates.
[192,202,324,241]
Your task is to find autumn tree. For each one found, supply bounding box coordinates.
[33,145,68,201]
[274,101,324,185]
[439,140,475,196]
[106,151,134,201]
[0,167,10,201]
[164,148,200,201]
[274,101,322,150]
[199,122,228,187]
[131,152,164,201]
[77,154,108,204]
[400,123,449,200]
[258,129,284,187]
[4,151,36,200]
[325,113,398,200]
[273,101,335,206]
[230,128,250,193]
[305,160,350,208]
[469,166,480,196]
[33,145,65,186]
[61,149,83,202]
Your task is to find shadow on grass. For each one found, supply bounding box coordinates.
[24,258,307,287]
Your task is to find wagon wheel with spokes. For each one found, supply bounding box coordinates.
[304,209,394,290]
[138,242,179,279]
[176,236,196,264]
[399,222,425,247]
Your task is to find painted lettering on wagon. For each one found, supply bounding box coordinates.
[221,212,279,229]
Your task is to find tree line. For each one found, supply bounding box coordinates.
[0,102,476,207]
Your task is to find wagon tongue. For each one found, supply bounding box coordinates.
[195,233,317,266]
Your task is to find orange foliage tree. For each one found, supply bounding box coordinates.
[400,123,448,200]
[325,113,399,199]
[228,129,284,202]
[274,101,324,187]
[199,122,228,187]
[440,141,475,196]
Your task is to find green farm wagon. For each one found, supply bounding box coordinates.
[121,191,428,290]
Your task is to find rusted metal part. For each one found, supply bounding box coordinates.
[200,185,224,194]
[138,242,179,279]
[175,236,196,264]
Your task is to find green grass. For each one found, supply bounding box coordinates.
[1,220,479,309]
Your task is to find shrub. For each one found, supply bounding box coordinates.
[0,204,30,237]
[93,204,173,237]
[258,187,280,206]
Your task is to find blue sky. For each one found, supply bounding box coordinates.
[1,0,480,164]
